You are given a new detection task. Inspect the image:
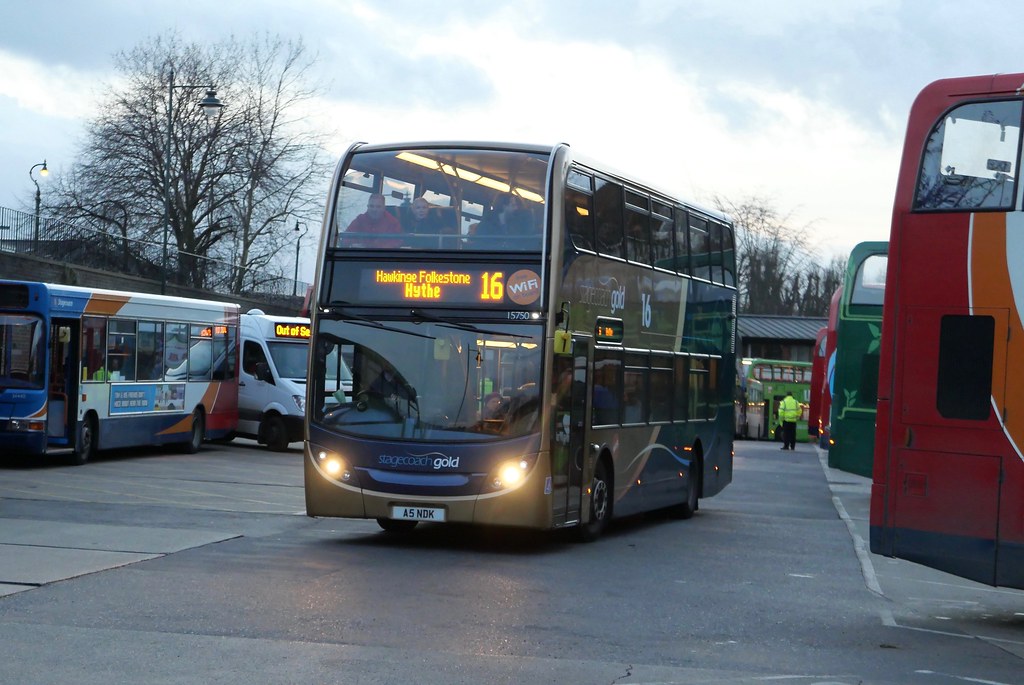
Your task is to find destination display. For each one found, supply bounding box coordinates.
[275,323,311,339]
[327,261,543,309]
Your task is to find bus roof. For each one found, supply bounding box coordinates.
[0,280,239,321]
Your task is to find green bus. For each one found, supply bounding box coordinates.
[827,241,887,476]
[735,374,767,439]
[740,358,812,442]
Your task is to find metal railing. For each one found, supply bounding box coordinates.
[0,206,309,299]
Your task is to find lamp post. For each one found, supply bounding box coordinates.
[29,160,48,251]
[293,221,308,297]
[162,67,224,294]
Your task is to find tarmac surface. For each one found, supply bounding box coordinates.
[813,446,1024,661]
[2,439,1023,684]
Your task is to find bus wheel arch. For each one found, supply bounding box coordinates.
[260,412,289,452]
[72,411,99,465]
[182,409,205,454]
[578,450,614,542]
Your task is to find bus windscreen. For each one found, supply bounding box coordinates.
[329,147,550,253]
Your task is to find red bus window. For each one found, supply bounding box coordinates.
[936,314,994,420]
[914,100,1022,211]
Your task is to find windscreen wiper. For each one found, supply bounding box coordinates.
[409,308,532,339]
[325,303,435,340]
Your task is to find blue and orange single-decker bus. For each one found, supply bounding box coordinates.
[0,281,239,464]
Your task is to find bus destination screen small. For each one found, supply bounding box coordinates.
[327,261,543,309]
[275,323,311,339]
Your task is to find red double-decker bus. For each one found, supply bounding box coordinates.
[807,326,826,440]
[816,287,841,449]
[870,73,1024,588]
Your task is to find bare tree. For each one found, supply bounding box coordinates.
[715,195,810,314]
[714,195,847,316]
[49,32,329,294]
[220,35,328,293]
[796,254,846,317]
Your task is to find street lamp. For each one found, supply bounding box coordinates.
[162,67,224,294]
[29,160,48,251]
[293,221,309,297]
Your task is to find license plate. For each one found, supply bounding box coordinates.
[391,505,446,522]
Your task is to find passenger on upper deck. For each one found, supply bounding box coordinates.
[406,197,443,233]
[472,193,535,248]
[404,196,456,247]
[626,220,652,263]
[340,193,402,248]
[596,221,623,255]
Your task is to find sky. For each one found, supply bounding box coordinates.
[2,0,1021,282]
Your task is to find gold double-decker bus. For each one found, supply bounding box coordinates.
[304,142,737,540]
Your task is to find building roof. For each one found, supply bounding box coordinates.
[738,315,827,342]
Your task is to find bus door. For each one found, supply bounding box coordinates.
[550,336,589,525]
[892,306,1008,584]
[47,319,78,444]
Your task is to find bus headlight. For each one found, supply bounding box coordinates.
[488,456,535,491]
[314,448,353,483]
[292,394,305,412]
[8,419,45,432]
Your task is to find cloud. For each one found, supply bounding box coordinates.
[2,0,1017,255]
[0,49,101,119]
[304,22,895,260]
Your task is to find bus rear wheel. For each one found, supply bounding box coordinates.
[182,411,205,454]
[669,455,701,520]
[72,414,97,465]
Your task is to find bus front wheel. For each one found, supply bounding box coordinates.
[578,458,612,542]
[72,414,97,465]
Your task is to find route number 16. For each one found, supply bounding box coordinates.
[481,272,505,301]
